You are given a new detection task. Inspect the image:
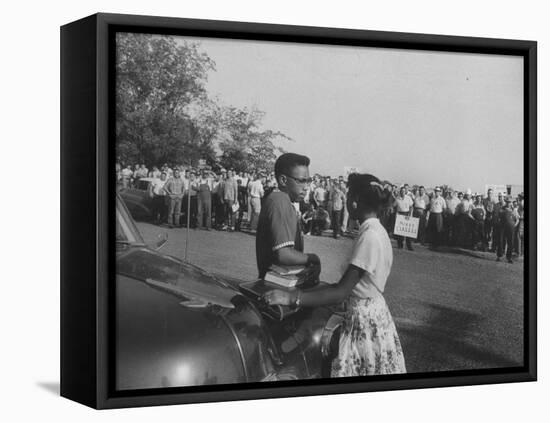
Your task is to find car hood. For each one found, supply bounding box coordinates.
[116,247,240,308]
[115,248,281,389]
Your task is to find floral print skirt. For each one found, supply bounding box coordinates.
[331,292,406,377]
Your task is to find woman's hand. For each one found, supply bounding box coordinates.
[262,289,296,306]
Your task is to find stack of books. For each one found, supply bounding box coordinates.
[263,264,310,288]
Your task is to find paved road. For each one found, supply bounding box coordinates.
[137,222,524,374]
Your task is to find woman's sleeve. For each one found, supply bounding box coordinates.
[349,231,379,277]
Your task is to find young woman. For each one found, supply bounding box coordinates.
[263,173,406,376]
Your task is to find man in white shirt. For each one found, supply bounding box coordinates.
[138,164,148,179]
[330,183,346,238]
[149,172,168,224]
[151,166,161,179]
[403,183,414,200]
[426,187,447,248]
[313,182,327,209]
[180,169,191,192]
[121,165,133,189]
[161,164,173,178]
[394,186,414,250]
[248,173,264,231]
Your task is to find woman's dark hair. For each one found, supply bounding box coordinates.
[347,173,393,213]
[274,153,310,178]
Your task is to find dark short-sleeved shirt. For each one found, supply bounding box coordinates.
[256,190,304,278]
[493,203,504,223]
[499,207,518,230]
[483,198,495,213]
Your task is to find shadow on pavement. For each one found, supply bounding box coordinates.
[425,245,523,262]
[396,302,522,373]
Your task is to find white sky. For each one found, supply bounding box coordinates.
[176,36,523,192]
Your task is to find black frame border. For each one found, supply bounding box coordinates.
[61,12,537,409]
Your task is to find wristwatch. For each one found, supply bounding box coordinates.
[294,291,302,308]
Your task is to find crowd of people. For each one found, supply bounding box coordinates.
[378,184,525,264]
[116,162,525,264]
[116,163,279,232]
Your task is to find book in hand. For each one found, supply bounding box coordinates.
[269,264,307,276]
[263,270,304,288]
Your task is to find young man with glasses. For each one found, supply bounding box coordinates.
[256,153,321,281]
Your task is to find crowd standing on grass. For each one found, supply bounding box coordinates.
[116,162,525,264]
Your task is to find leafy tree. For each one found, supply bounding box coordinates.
[116,33,290,172]
[184,98,223,167]
[116,33,215,166]
[218,106,290,172]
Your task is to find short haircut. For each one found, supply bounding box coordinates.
[274,153,310,178]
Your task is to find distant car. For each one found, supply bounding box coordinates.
[115,193,342,389]
[119,177,156,220]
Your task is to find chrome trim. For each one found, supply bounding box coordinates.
[144,278,235,309]
[321,313,345,358]
[219,315,249,382]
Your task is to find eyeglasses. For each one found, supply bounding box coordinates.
[283,174,312,185]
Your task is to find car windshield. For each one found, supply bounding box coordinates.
[116,195,145,246]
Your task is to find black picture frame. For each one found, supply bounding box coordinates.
[60,12,537,409]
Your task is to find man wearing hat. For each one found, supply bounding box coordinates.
[426,187,447,248]
[496,195,519,263]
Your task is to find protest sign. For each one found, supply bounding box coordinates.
[394,214,419,239]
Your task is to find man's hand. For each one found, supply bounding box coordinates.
[262,289,297,306]
[307,253,321,266]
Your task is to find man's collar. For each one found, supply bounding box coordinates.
[274,188,293,201]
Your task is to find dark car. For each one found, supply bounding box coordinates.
[115,193,342,389]
[118,177,157,221]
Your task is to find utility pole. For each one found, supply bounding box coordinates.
[184,182,191,262]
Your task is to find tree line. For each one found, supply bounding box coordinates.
[115,33,289,172]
